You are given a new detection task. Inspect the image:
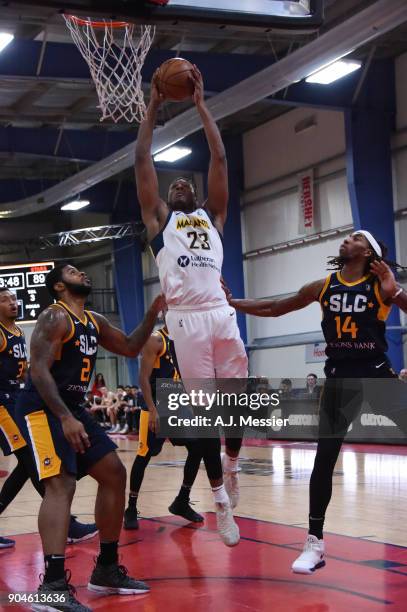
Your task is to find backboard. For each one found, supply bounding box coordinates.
[10,0,324,31]
[144,0,324,30]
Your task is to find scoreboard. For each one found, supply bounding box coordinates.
[0,262,54,323]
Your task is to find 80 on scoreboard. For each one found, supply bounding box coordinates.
[0,262,54,323]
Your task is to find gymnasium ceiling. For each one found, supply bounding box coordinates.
[0,0,406,220]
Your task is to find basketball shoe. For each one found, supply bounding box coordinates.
[0,535,15,548]
[88,561,149,595]
[216,501,239,547]
[32,570,91,612]
[292,535,325,574]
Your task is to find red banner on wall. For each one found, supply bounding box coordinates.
[298,169,314,233]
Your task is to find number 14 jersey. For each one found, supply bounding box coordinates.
[320,271,391,361]
[150,208,227,308]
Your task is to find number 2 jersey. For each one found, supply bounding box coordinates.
[150,208,227,308]
[0,322,27,394]
[25,301,99,406]
[319,271,391,361]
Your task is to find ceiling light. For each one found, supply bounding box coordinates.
[154,146,192,163]
[61,199,90,211]
[306,59,362,85]
[0,33,14,53]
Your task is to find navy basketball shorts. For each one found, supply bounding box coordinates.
[15,390,117,480]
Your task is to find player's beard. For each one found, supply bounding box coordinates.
[63,280,92,297]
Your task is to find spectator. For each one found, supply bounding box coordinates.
[83,391,94,411]
[123,386,141,433]
[91,372,106,398]
[297,373,322,400]
[87,393,108,426]
[100,387,121,433]
[399,369,407,382]
[279,378,293,399]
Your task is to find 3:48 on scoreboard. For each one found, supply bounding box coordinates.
[0,262,54,323]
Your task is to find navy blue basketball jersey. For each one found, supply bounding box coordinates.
[320,272,391,361]
[26,301,99,405]
[0,322,27,393]
[145,327,180,409]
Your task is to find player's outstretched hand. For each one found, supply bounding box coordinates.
[221,277,233,302]
[370,260,398,299]
[150,293,167,316]
[150,69,165,108]
[191,64,204,107]
[61,414,90,454]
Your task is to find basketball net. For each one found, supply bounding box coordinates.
[63,15,155,123]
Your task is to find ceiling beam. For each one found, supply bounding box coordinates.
[11,82,54,113]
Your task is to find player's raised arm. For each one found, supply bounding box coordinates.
[139,333,163,433]
[93,294,166,358]
[135,75,168,240]
[229,280,325,317]
[30,307,90,453]
[191,65,228,232]
[370,260,407,311]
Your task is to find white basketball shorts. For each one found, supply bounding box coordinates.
[166,304,248,380]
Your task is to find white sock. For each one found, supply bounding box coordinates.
[224,454,239,472]
[212,484,229,504]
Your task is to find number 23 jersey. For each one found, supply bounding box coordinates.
[150,208,227,307]
[320,271,391,361]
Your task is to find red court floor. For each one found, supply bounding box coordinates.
[1,514,406,612]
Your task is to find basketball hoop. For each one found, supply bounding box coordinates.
[63,15,156,123]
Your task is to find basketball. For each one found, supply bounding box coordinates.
[155,58,195,102]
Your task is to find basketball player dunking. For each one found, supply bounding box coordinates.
[124,322,203,530]
[226,231,407,571]
[15,264,165,612]
[135,65,248,546]
[0,288,97,548]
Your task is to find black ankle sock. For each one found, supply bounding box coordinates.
[44,555,65,583]
[128,493,138,510]
[177,485,191,502]
[98,541,118,566]
[309,515,324,540]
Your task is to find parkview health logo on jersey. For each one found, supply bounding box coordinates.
[177,253,221,272]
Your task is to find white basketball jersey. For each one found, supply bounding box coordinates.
[151,208,227,307]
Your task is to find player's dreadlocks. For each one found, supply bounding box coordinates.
[327,239,406,276]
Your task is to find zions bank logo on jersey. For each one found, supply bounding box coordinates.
[328,294,370,313]
[12,343,27,360]
[176,216,209,230]
[79,334,97,356]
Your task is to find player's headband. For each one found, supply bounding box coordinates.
[352,230,382,258]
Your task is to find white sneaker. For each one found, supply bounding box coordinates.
[221,453,240,509]
[215,501,240,547]
[292,535,325,574]
[119,424,129,434]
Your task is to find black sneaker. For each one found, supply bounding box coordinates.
[88,562,149,595]
[168,496,204,523]
[31,570,91,612]
[0,535,15,548]
[67,516,98,544]
[123,507,139,530]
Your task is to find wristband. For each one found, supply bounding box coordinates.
[392,287,403,300]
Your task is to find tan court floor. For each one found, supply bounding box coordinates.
[1,438,406,547]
